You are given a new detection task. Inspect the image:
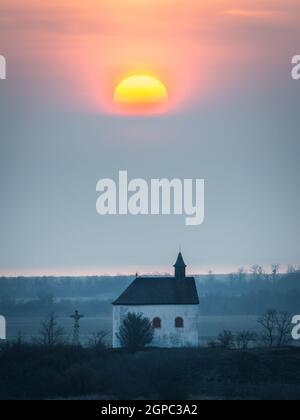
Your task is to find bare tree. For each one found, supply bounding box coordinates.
[251,265,265,282]
[38,313,65,346]
[117,313,154,352]
[275,312,293,347]
[88,331,108,351]
[217,331,235,349]
[287,265,297,274]
[258,310,277,347]
[235,331,256,350]
[271,264,280,277]
[258,310,292,348]
[271,264,280,284]
[229,268,247,288]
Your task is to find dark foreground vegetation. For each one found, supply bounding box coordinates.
[1,342,300,400]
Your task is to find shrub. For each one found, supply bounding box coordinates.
[117,313,154,352]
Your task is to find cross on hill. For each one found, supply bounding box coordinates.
[70,310,84,345]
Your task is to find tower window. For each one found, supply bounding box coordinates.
[175,317,184,328]
[152,317,162,329]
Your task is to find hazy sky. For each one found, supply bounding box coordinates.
[0,0,299,275]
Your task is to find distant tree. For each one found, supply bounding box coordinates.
[229,268,247,287]
[271,264,280,282]
[275,311,293,347]
[251,265,265,282]
[251,265,259,278]
[217,331,235,349]
[258,310,292,347]
[117,313,154,352]
[88,331,108,351]
[287,265,297,274]
[235,331,256,350]
[38,313,64,346]
[258,309,277,347]
[237,267,247,281]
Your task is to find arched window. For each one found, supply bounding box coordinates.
[152,317,161,329]
[175,317,184,328]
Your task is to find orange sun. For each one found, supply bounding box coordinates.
[113,75,169,114]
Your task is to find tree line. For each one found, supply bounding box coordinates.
[1,271,299,317]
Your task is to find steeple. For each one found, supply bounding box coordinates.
[174,252,187,279]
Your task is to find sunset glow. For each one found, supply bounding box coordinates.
[0,0,299,282]
[113,75,168,114]
[1,0,299,114]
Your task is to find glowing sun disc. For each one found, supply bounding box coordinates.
[113,75,168,111]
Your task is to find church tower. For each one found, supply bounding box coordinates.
[174,252,187,279]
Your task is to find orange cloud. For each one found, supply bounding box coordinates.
[224,8,292,22]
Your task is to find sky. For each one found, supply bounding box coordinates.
[0,0,300,276]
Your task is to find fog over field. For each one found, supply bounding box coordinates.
[1,270,299,344]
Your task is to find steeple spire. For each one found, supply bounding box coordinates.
[174,252,187,279]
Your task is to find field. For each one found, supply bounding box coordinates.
[7,315,260,345]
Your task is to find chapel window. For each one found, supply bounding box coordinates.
[152,317,162,329]
[175,317,184,328]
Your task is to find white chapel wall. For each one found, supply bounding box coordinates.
[113,304,199,348]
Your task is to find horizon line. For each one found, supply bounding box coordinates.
[0,263,297,278]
